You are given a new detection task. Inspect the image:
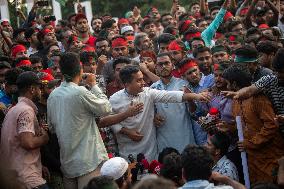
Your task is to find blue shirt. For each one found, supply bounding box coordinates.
[151,77,196,152]
[0,90,11,107]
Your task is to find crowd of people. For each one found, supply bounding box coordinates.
[1,0,284,188]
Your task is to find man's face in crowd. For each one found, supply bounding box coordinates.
[76,18,89,33]
[16,32,26,44]
[191,40,205,52]
[15,50,28,59]
[198,21,208,31]
[159,43,170,54]
[156,55,173,77]
[1,22,13,33]
[196,51,212,74]
[92,18,102,33]
[228,41,242,52]
[143,23,157,39]
[107,22,119,35]
[114,63,127,80]
[83,61,96,74]
[184,66,202,85]
[127,39,135,54]
[96,40,110,56]
[48,45,60,58]
[112,45,129,58]
[50,55,62,79]
[191,4,200,14]
[212,51,229,64]
[170,50,184,65]
[211,9,219,18]
[29,32,39,46]
[124,31,135,37]
[125,70,145,94]
[43,31,57,45]
[214,70,227,89]
[139,36,153,51]
[256,14,267,25]
[141,56,155,72]
[231,24,245,36]
[70,16,76,27]
[31,84,42,102]
[32,62,43,73]
[149,10,161,21]
[161,15,174,28]
[266,10,274,21]
[205,137,219,158]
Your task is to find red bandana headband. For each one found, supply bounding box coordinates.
[112,38,128,48]
[12,45,26,58]
[42,29,52,36]
[181,20,192,34]
[16,59,31,67]
[168,40,182,51]
[180,60,198,75]
[184,32,201,41]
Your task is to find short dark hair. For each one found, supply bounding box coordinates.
[193,46,211,58]
[235,45,258,59]
[188,37,205,49]
[5,68,23,85]
[25,28,37,39]
[181,145,214,181]
[84,175,119,189]
[222,64,252,88]
[210,131,230,157]
[157,52,172,59]
[29,56,42,65]
[196,18,206,27]
[157,33,176,45]
[272,48,284,70]
[227,20,242,32]
[160,13,172,22]
[95,37,109,45]
[101,19,116,30]
[59,52,81,82]
[256,41,278,55]
[158,147,180,163]
[132,178,176,189]
[113,57,131,70]
[119,65,140,84]
[141,19,155,31]
[246,27,261,38]
[160,153,182,186]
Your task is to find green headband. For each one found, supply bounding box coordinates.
[234,56,258,63]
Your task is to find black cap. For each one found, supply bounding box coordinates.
[16,71,41,88]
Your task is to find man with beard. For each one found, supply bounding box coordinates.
[151,53,196,153]
[256,40,278,69]
[75,14,96,48]
[91,17,102,36]
[140,19,159,52]
[126,35,138,60]
[95,38,110,75]
[192,47,215,89]
[103,36,130,84]
[109,65,210,161]
[25,28,39,56]
[134,33,153,53]
[1,71,49,189]
[36,28,57,56]
[13,28,27,45]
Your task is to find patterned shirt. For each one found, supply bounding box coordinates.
[212,155,239,181]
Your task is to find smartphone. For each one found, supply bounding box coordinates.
[37,1,49,7]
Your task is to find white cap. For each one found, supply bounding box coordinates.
[100,157,129,180]
[121,25,134,34]
[0,19,9,24]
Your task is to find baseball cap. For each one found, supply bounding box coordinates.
[100,157,129,180]
[16,71,41,88]
[121,25,134,35]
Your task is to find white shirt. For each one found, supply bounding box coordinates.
[109,87,184,161]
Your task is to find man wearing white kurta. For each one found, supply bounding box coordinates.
[110,65,210,161]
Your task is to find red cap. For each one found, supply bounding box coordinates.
[180,59,198,75]
[224,11,233,22]
[184,32,201,41]
[209,107,219,115]
[118,18,129,26]
[168,40,183,51]
[16,59,31,67]
[41,28,53,36]
[40,72,54,82]
[11,44,26,58]
[149,160,161,175]
[82,45,95,52]
[111,37,128,48]
[258,24,269,29]
[141,159,149,170]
